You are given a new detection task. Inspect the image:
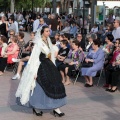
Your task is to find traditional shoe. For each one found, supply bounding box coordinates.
[33,108,43,116]
[53,110,65,117]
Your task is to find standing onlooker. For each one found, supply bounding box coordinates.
[33,16,40,32]
[49,14,59,37]
[0,16,7,37]
[6,17,16,36]
[112,20,120,42]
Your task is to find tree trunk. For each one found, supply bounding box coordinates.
[10,0,15,13]
[60,0,64,13]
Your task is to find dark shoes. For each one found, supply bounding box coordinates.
[84,83,93,87]
[106,88,118,93]
[33,108,43,116]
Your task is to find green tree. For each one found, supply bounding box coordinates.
[15,0,51,11]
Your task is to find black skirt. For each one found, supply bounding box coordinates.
[36,53,66,99]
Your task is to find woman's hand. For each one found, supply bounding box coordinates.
[85,59,89,63]
[115,61,120,65]
[69,62,74,65]
[34,75,37,80]
[85,59,93,63]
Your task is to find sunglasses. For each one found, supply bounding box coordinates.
[10,34,14,35]
[77,36,82,37]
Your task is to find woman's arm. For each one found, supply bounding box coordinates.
[93,50,104,63]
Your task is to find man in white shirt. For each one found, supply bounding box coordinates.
[14,21,19,34]
[90,24,98,34]
[33,16,40,32]
[112,20,120,42]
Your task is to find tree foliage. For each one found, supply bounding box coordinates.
[15,0,51,10]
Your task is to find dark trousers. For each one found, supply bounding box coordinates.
[0,57,7,72]
[105,70,120,86]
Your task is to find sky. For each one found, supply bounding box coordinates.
[97,1,120,8]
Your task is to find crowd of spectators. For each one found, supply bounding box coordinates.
[0,11,120,93]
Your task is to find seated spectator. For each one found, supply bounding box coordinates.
[8,30,15,43]
[90,24,98,34]
[0,36,8,75]
[22,32,35,58]
[69,22,78,38]
[54,33,60,47]
[5,36,19,64]
[56,40,69,67]
[104,38,120,90]
[58,40,84,85]
[75,33,85,51]
[60,22,70,34]
[81,39,104,87]
[86,34,97,52]
[17,32,25,58]
[12,56,30,80]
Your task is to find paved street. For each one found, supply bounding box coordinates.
[0,32,120,120]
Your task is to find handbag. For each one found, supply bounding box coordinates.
[106,64,120,71]
[64,58,73,64]
[81,61,93,67]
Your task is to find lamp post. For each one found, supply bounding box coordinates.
[103,2,105,27]
[32,0,33,13]
[82,0,85,34]
[53,0,56,13]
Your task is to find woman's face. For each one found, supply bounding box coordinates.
[59,36,64,41]
[42,28,50,38]
[72,43,78,50]
[30,33,35,40]
[105,37,109,43]
[88,38,93,42]
[55,34,59,40]
[115,40,120,48]
[92,42,98,50]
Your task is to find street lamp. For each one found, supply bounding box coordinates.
[32,0,33,12]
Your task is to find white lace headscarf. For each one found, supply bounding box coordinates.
[15,27,55,105]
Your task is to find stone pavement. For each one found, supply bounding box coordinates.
[0,32,120,120]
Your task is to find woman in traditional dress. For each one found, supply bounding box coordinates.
[16,26,66,117]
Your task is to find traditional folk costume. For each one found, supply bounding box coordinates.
[16,29,66,110]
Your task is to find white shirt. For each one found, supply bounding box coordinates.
[112,27,120,42]
[33,19,40,32]
[91,27,98,34]
[14,21,19,34]
[53,45,59,60]
[60,26,70,33]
